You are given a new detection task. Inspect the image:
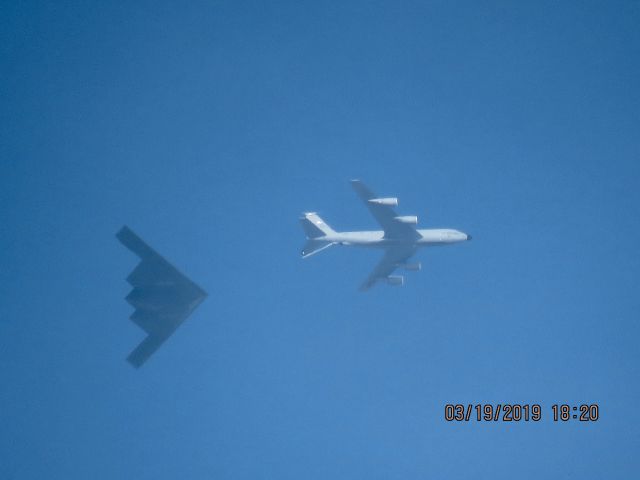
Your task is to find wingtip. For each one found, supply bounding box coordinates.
[126,358,144,369]
[116,225,131,239]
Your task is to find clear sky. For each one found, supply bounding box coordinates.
[2,1,639,478]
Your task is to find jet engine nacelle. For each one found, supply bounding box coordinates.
[394,215,418,224]
[368,197,398,206]
[386,275,404,286]
[398,262,421,271]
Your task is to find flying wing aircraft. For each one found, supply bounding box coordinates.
[300,180,471,290]
[117,226,207,367]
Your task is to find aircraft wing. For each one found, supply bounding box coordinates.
[116,226,207,368]
[360,245,417,291]
[350,180,421,239]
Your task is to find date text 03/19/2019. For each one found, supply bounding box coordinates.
[444,404,600,422]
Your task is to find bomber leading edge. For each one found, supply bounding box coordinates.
[300,180,471,290]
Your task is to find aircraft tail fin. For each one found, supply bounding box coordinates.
[299,212,336,239]
[301,239,335,258]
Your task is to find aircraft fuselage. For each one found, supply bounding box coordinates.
[324,228,470,247]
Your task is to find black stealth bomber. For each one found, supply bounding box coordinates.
[116,226,207,367]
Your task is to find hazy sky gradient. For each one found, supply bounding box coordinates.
[2,1,639,478]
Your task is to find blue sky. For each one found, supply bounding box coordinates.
[1,1,639,478]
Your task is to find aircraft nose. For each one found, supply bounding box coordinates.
[466,234,472,241]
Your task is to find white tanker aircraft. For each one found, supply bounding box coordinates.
[300,180,471,290]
